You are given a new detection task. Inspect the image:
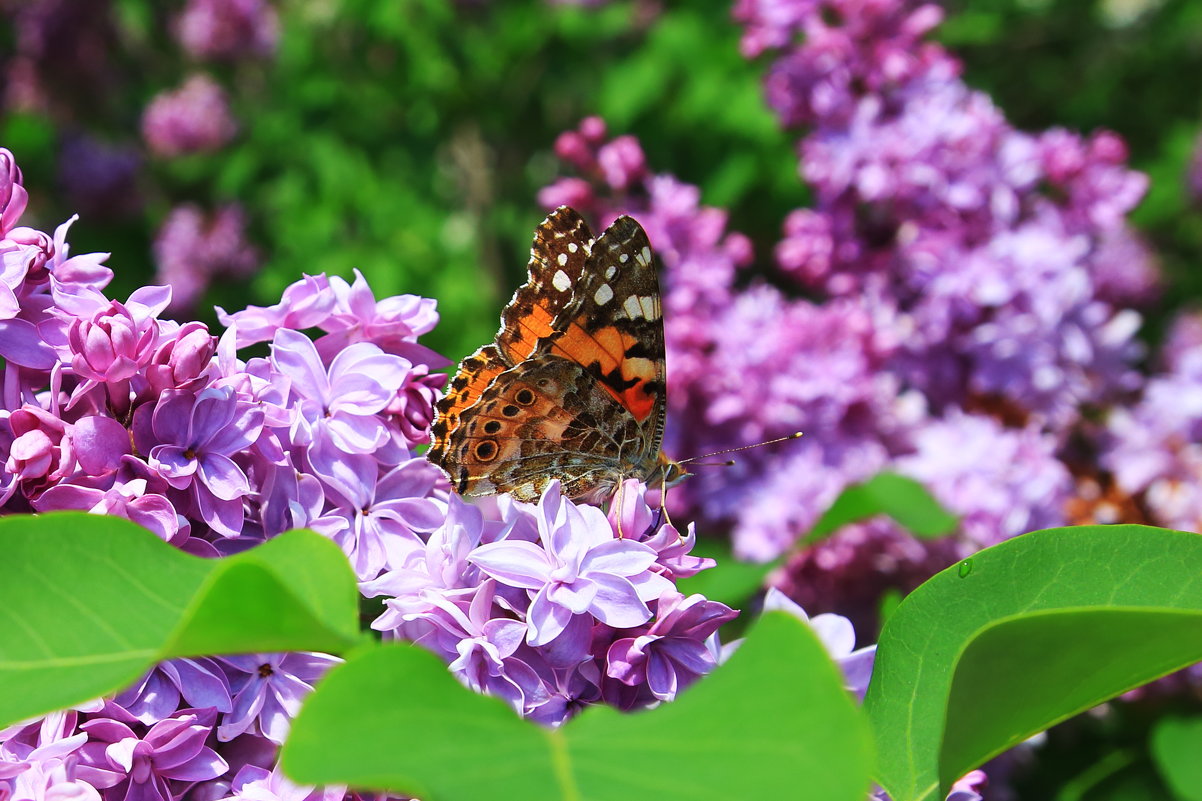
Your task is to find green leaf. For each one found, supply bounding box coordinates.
[864,524,1202,801]
[1150,716,1202,801]
[806,472,958,544]
[282,612,874,801]
[0,513,360,728]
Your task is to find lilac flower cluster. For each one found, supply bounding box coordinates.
[540,0,1158,615]
[153,205,258,313]
[365,480,736,722]
[1101,311,1202,532]
[740,0,1154,429]
[2,146,754,799]
[142,75,238,159]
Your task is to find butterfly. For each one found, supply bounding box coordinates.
[427,206,688,504]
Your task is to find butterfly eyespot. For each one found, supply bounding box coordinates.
[501,404,521,418]
[483,420,502,434]
[514,388,536,406]
[474,440,498,461]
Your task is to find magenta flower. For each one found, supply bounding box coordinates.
[216,275,335,348]
[606,592,738,702]
[145,386,264,536]
[216,653,340,744]
[469,482,673,651]
[76,707,228,801]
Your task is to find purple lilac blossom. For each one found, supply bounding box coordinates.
[142,75,238,158]
[369,481,737,724]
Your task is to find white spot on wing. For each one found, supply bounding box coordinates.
[638,246,651,266]
[568,242,578,253]
[552,270,572,292]
[640,296,658,319]
[605,265,617,279]
[623,295,642,319]
[619,253,629,263]
[557,253,568,266]
[594,284,614,305]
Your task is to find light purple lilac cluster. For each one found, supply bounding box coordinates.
[364,480,738,722]
[540,0,1158,616]
[1,146,762,800]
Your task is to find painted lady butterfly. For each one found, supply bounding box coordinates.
[427,206,687,503]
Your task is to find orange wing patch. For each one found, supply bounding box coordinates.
[550,317,659,423]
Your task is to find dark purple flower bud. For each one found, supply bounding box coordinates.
[145,321,218,396]
[66,299,160,385]
[386,363,444,446]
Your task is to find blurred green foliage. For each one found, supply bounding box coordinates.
[5,0,1201,361]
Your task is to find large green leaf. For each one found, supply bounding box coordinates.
[1150,716,1202,801]
[864,524,1202,801]
[0,513,360,727]
[282,612,874,801]
[806,472,958,544]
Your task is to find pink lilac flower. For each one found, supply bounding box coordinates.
[1102,336,1202,532]
[142,75,238,159]
[220,764,344,801]
[216,654,341,745]
[176,0,279,61]
[153,205,258,312]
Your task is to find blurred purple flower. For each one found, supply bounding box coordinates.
[216,653,340,744]
[57,134,143,221]
[142,75,238,158]
[153,205,258,313]
[176,0,279,61]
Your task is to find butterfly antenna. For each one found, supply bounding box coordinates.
[677,432,804,465]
